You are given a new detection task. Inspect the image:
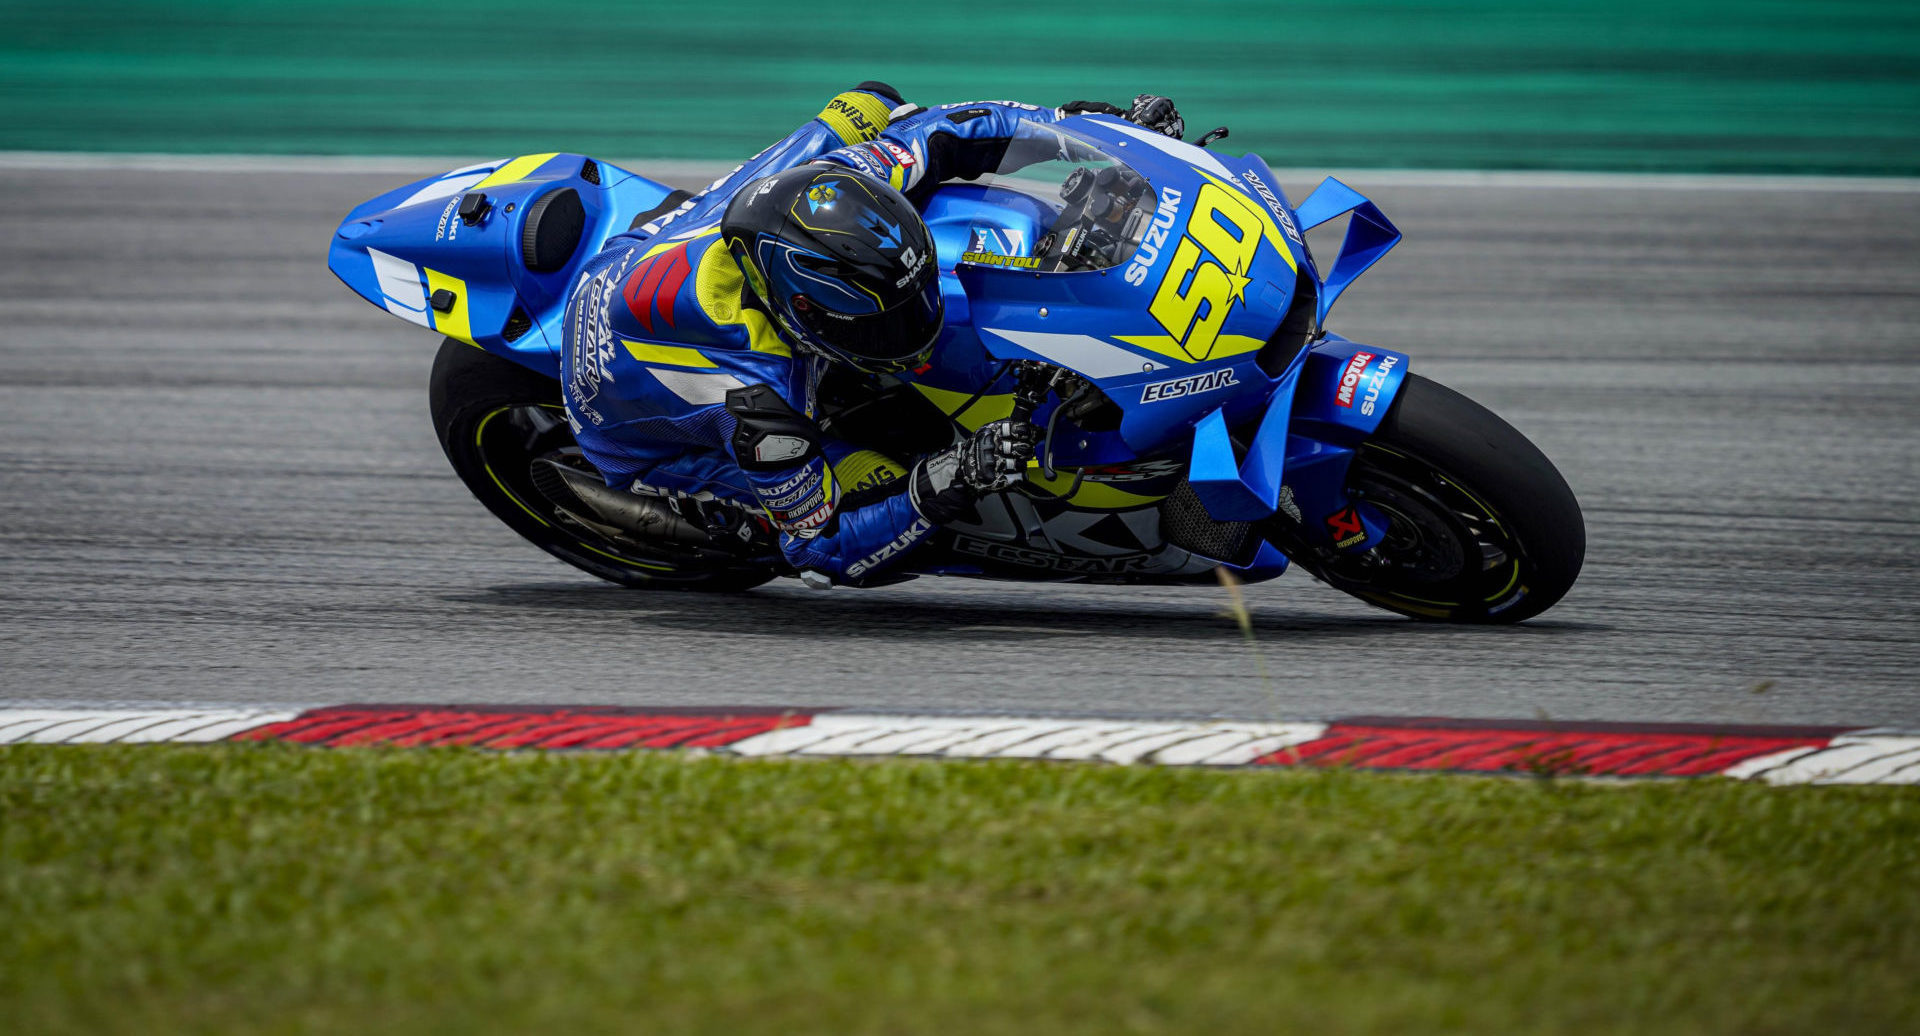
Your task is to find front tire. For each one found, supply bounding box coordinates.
[1301,373,1585,623]
[427,338,778,591]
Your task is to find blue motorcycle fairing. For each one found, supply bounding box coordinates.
[327,153,677,374]
[905,116,1409,546]
[1229,156,1315,269]
[924,117,1387,537]
[1230,540,1293,581]
[921,183,1056,268]
[943,120,1308,458]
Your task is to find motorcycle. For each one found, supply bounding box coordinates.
[328,115,1583,622]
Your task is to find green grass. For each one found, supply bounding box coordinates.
[2,745,1916,1034]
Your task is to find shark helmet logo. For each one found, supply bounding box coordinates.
[805,184,839,213]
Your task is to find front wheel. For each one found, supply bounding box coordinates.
[428,338,779,591]
[1294,373,1585,623]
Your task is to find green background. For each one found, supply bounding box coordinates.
[3,0,1917,174]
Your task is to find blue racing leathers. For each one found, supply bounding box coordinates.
[561,85,1063,584]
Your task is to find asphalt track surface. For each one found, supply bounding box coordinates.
[2,159,1916,726]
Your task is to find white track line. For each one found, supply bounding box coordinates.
[1731,736,1920,786]
[1,150,1915,193]
[724,714,1331,765]
[0,709,301,744]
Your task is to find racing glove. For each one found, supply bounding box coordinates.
[1125,95,1184,140]
[910,419,1037,524]
[1059,96,1185,140]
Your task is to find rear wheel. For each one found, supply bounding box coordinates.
[1295,374,1584,623]
[428,338,778,591]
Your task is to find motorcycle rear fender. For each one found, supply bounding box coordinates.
[327,153,678,377]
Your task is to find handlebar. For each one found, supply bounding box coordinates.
[1008,360,1053,428]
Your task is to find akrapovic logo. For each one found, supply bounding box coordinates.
[1335,352,1375,408]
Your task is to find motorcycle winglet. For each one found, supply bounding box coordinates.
[1187,364,1301,522]
[1293,178,1402,327]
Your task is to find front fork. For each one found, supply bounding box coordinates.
[1265,337,1412,561]
[1274,437,1390,553]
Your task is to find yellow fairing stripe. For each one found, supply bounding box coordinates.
[621,340,717,368]
[1195,169,1299,274]
[817,91,892,144]
[423,268,473,344]
[472,152,561,190]
[910,383,1015,432]
[691,240,791,357]
[1113,333,1266,365]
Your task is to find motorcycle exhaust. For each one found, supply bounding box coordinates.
[529,458,717,548]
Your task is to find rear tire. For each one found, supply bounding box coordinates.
[428,338,778,591]
[1302,373,1584,623]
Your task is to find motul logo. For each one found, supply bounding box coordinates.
[1335,352,1375,408]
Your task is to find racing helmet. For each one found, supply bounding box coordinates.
[721,165,943,374]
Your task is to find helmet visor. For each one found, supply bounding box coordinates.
[797,278,943,371]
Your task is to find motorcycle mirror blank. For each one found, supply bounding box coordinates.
[1196,126,1230,148]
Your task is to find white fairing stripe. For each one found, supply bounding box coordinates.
[395,168,492,209]
[381,299,431,327]
[367,247,430,327]
[1102,120,1245,186]
[648,367,745,405]
[980,328,1169,378]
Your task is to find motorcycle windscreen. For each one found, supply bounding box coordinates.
[951,119,1162,274]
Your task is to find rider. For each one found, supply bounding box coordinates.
[561,83,1184,586]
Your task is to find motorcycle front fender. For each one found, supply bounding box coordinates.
[1288,335,1411,443]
